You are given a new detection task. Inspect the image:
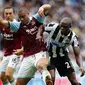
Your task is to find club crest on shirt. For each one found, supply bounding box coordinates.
[31,20,35,25]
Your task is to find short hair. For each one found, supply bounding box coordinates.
[18,7,29,13]
[60,17,72,28]
[4,6,15,13]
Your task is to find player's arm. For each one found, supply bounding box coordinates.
[72,46,85,76]
[36,25,44,42]
[34,4,51,42]
[0,16,20,32]
[0,16,9,28]
[72,36,85,76]
[33,4,51,23]
[73,46,83,69]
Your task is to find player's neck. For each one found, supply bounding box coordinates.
[61,30,70,36]
[24,18,30,25]
[6,18,14,22]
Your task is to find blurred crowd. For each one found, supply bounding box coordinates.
[0,0,85,60]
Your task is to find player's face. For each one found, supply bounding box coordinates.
[60,22,71,35]
[18,12,28,24]
[4,8,14,21]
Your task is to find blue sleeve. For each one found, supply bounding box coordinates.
[33,13,46,23]
[9,21,21,32]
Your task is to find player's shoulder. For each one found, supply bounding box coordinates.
[71,30,78,41]
[45,22,59,31]
[71,30,77,37]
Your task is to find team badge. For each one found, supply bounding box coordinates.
[31,20,35,25]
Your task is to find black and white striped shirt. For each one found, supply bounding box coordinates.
[43,22,79,58]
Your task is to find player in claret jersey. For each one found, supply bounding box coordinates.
[0,6,23,85]
[0,4,53,85]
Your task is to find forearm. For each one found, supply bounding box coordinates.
[73,46,83,68]
[75,55,83,68]
[37,25,44,36]
[73,42,85,75]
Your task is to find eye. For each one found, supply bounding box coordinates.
[19,15,25,18]
[5,13,8,15]
[61,25,69,28]
[9,12,12,15]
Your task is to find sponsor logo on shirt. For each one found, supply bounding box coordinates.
[3,33,13,40]
[26,26,38,35]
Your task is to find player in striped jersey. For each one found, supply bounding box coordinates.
[44,17,85,85]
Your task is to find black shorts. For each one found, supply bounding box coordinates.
[47,65,55,70]
[48,56,75,77]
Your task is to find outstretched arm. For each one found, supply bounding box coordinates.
[33,4,51,24]
[72,35,85,76]
[35,4,51,43]
[0,16,20,32]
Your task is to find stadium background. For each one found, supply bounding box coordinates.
[0,0,85,85]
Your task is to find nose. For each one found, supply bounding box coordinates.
[61,27,64,30]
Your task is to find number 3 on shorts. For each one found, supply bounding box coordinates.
[65,62,70,69]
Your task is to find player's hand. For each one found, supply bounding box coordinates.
[0,16,3,23]
[38,7,44,17]
[14,48,24,56]
[79,68,85,77]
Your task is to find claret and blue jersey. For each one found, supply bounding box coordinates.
[9,13,46,57]
[0,19,22,56]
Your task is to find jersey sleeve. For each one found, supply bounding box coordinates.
[9,21,21,32]
[33,13,46,23]
[72,35,79,47]
[45,22,59,34]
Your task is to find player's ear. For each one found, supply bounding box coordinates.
[27,11,30,15]
[69,24,72,28]
[70,24,72,28]
[27,12,29,15]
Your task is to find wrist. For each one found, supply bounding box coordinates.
[79,67,83,71]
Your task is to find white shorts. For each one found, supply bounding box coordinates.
[0,54,23,72]
[17,51,47,78]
